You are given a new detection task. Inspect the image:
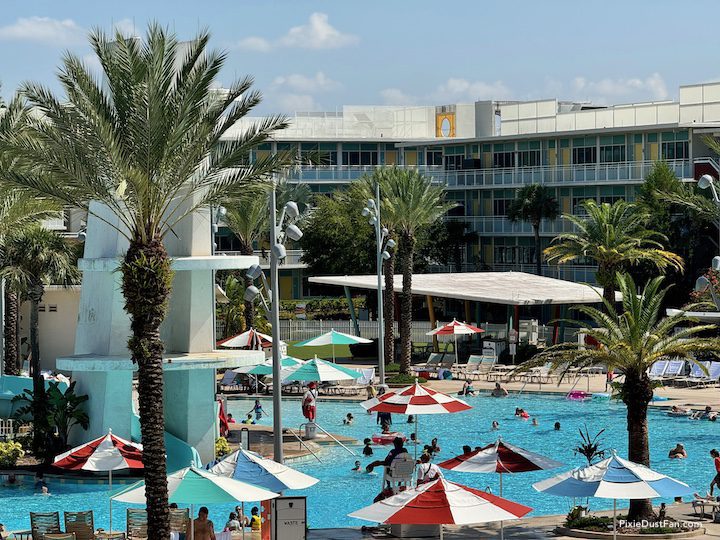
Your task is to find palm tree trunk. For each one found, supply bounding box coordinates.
[533,223,542,276]
[121,237,172,540]
[383,253,395,366]
[28,284,49,458]
[3,288,19,375]
[399,233,415,375]
[623,368,655,521]
[241,244,255,330]
[598,264,616,309]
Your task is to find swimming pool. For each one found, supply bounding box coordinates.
[1,393,717,531]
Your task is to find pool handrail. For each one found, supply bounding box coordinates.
[287,428,323,463]
[299,422,356,457]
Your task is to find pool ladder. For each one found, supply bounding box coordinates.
[299,422,357,457]
[286,428,323,463]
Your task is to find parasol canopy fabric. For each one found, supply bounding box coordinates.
[348,477,531,525]
[438,439,563,474]
[209,448,318,492]
[361,382,472,415]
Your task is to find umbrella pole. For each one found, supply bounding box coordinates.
[191,503,195,540]
[242,502,246,540]
[499,472,504,540]
[454,334,458,371]
[439,525,443,540]
[332,343,336,363]
[414,415,419,461]
[108,469,113,533]
[613,499,617,540]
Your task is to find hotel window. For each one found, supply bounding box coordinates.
[599,185,626,205]
[492,189,514,216]
[342,144,378,166]
[661,131,689,160]
[572,137,597,165]
[572,187,596,214]
[301,143,337,166]
[493,143,515,168]
[426,149,443,166]
[599,135,626,163]
[517,141,541,167]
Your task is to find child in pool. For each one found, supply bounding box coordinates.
[362,438,374,456]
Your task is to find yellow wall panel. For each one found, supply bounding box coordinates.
[405,151,417,166]
[548,149,557,167]
[560,148,570,165]
[385,151,397,165]
[648,143,659,161]
[435,113,456,138]
[280,276,293,299]
[482,152,492,168]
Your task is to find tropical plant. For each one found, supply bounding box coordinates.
[518,274,720,520]
[223,179,310,329]
[573,426,607,465]
[419,220,478,273]
[0,441,24,468]
[381,169,453,374]
[0,25,293,537]
[13,381,89,461]
[1,227,78,453]
[506,184,559,275]
[544,200,684,305]
[217,275,246,338]
[215,436,231,458]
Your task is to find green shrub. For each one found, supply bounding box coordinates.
[385,362,400,373]
[386,374,426,385]
[0,441,25,468]
[215,437,231,458]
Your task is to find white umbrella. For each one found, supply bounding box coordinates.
[294,329,371,362]
[533,452,692,540]
[113,466,279,540]
[210,448,318,491]
[218,328,276,349]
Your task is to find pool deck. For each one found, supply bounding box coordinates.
[307,502,720,539]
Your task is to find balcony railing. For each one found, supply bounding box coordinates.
[448,216,577,236]
[216,249,306,268]
[440,159,691,189]
[287,164,444,183]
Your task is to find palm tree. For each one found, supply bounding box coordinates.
[518,274,720,520]
[382,169,453,374]
[0,191,60,375]
[1,25,292,537]
[506,184,559,275]
[1,227,78,455]
[224,180,310,329]
[544,199,684,304]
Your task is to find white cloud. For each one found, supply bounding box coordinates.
[380,88,418,106]
[113,18,138,37]
[571,73,668,103]
[0,16,85,45]
[235,12,357,52]
[272,72,340,93]
[275,93,321,112]
[236,36,272,52]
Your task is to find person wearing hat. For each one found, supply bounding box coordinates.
[669,443,687,459]
[302,382,318,421]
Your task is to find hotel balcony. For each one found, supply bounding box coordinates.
[286,164,444,184]
[216,249,306,269]
[448,216,577,236]
[440,159,691,189]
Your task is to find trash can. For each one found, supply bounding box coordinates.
[304,422,317,439]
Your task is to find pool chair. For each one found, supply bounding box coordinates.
[383,453,416,495]
[453,354,480,376]
[63,511,94,540]
[126,509,148,540]
[411,353,443,373]
[462,355,496,381]
[0,418,13,441]
[647,359,669,381]
[659,359,686,383]
[44,535,75,540]
[169,507,190,536]
[677,361,719,388]
[692,496,720,520]
[30,512,62,540]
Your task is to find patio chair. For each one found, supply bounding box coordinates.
[44,535,75,540]
[0,418,13,441]
[526,363,556,384]
[30,512,62,540]
[679,361,720,388]
[411,353,442,373]
[383,452,415,495]
[454,354,481,376]
[463,355,496,381]
[126,508,148,540]
[169,508,190,535]
[647,359,669,381]
[427,355,457,378]
[63,511,94,540]
[659,359,686,383]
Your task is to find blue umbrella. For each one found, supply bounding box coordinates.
[533,452,692,539]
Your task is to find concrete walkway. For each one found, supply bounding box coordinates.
[308,502,720,539]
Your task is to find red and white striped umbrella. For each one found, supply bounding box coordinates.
[361,382,472,415]
[437,439,561,540]
[427,319,484,369]
[217,328,274,349]
[54,430,143,533]
[349,477,531,530]
[427,319,485,336]
[438,439,563,475]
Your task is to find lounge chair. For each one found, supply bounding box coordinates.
[63,511,94,540]
[170,508,190,536]
[647,359,669,381]
[427,355,457,378]
[677,361,720,388]
[525,363,556,384]
[462,355,496,381]
[659,359,686,383]
[412,353,443,373]
[30,512,62,540]
[44,535,76,540]
[453,355,481,375]
[126,509,148,540]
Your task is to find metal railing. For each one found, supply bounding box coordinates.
[300,422,357,457]
[286,429,323,463]
[286,164,444,183]
[216,249,305,267]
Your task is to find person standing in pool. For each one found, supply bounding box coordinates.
[710,449,720,496]
[302,382,318,422]
[248,400,264,422]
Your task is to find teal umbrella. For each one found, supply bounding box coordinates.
[113,466,279,540]
[295,329,371,362]
[281,356,362,382]
[233,356,305,376]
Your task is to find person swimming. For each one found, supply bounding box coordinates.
[352,460,362,471]
[362,438,374,456]
[554,422,561,430]
[491,420,500,430]
[344,413,354,425]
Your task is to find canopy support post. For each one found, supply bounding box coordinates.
[344,286,360,337]
[427,295,438,352]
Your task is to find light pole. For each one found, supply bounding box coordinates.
[362,183,395,384]
[698,174,720,248]
[244,183,303,464]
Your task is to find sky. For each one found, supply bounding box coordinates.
[0,0,718,115]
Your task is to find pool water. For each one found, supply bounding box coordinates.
[1,393,717,531]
